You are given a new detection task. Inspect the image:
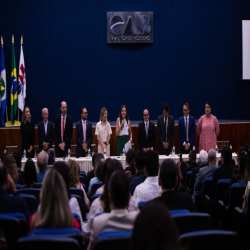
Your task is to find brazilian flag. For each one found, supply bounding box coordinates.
[10,43,17,125]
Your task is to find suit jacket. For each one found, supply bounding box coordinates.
[75,119,93,157]
[188,163,207,190]
[178,115,196,153]
[157,115,175,155]
[137,121,156,150]
[37,120,54,151]
[153,190,194,212]
[209,164,234,200]
[54,114,73,157]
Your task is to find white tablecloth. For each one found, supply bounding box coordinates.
[21,153,237,173]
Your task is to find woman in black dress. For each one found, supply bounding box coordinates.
[20,106,35,158]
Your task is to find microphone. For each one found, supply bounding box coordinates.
[121,116,125,129]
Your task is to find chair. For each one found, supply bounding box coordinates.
[17,188,41,204]
[79,175,87,188]
[185,171,192,188]
[17,235,81,250]
[71,194,86,221]
[5,146,18,154]
[80,171,86,176]
[71,144,77,157]
[90,193,102,205]
[179,230,240,250]
[217,141,229,152]
[138,201,147,210]
[33,183,42,188]
[19,193,38,214]
[172,212,214,235]
[169,209,190,216]
[94,231,132,250]
[89,182,103,198]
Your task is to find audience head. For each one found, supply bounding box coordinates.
[0,152,8,162]
[135,150,145,171]
[92,153,97,168]
[0,162,8,188]
[199,150,208,165]
[144,150,159,177]
[189,150,196,163]
[159,159,177,190]
[221,146,232,165]
[36,168,73,228]
[109,170,130,209]
[68,160,80,188]
[4,155,19,184]
[126,148,135,168]
[13,151,22,169]
[95,160,105,182]
[37,151,48,172]
[47,148,55,165]
[237,149,248,178]
[53,161,70,199]
[94,153,104,174]
[132,200,180,250]
[24,158,37,186]
[208,149,216,164]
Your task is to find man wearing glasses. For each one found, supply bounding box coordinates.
[137,109,156,151]
[178,103,196,154]
[75,107,93,157]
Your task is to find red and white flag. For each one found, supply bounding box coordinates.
[18,44,26,111]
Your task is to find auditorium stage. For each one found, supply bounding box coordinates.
[1,120,250,157]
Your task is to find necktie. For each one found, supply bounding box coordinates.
[185,117,188,141]
[83,121,86,143]
[165,118,168,141]
[146,123,148,138]
[62,117,65,140]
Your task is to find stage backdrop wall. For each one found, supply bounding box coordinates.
[0,0,250,125]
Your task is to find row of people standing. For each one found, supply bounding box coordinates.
[20,101,220,158]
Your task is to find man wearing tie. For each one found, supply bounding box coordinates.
[75,107,93,157]
[178,103,196,154]
[54,101,73,157]
[157,103,175,155]
[137,109,156,151]
[37,108,54,152]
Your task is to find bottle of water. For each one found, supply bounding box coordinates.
[23,149,26,159]
[104,148,106,158]
[215,145,218,155]
[88,148,91,158]
[230,145,232,150]
[4,150,6,154]
[122,148,125,157]
[193,146,195,151]
[151,147,153,150]
[68,149,71,158]
[172,146,175,156]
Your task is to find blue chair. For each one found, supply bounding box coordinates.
[33,183,42,188]
[90,193,102,205]
[179,230,240,250]
[71,194,86,221]
[169,209,190,216]
[89,181,103,198]
[17,188,41,203]
[138,201,147,210]
[172,212,213,235]
[19,193,38,214]
[17,235,81,250]
[95,231,132,250]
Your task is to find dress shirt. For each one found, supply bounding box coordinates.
[44,120,48,136]
[61,114,67,141]
[82,120,86,142]
[144,120,149,137]
[133,176,161,205]
[165,117,168,141]
[183,115,189,145]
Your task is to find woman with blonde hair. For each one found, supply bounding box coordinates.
[30,168,80,230]
[68,159,90,209]
[95,107,112,156]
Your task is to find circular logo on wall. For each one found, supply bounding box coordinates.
[110,15,125,36]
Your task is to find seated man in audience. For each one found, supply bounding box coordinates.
[133,150,161,204]
[188,150,208,191]
[37,151,49,183]
[0,162,30,221]
[209,146,234,200]
[192,149,218,203]
[47,148,55,167]
[153,159,194,211]
[88,170,139,250]
[130,150,146,195]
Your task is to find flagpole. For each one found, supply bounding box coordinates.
[17,36,23,123]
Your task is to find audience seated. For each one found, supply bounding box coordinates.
[192,149,217,203]
[152,159,194,211]
[188,150,208,190]
[0,161,30,221]
[133,150,161,205]
[130,150,146,195]
[37,151,49,183]
[88,170,139,250]
[4,154,24,185]
[131,200,180,250]
[47,148,55,167]
[29,168,80,231]
[13,151,25,183]
[0,152,7,162]
[124,148,136,176]
[23,158,37,187]
[209,146,234,200]
[68,159,90,210]
[82,159,139,239]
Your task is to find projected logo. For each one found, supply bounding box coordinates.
[107,12,154,43]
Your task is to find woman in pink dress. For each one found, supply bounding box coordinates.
[197,102,220,152]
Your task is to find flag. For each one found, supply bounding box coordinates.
[0,45,7,127]
[18,43,26,111]
[10,43,17,125]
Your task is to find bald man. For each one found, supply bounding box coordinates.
[37,108,54,152]
[54,101,73,157]
[137,109,156,151]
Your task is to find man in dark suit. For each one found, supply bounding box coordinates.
[54,101,73,157]
[137,109,156,151]
[157,103,175,155]
[152,159,194,211]
[75,107,93,157]
[37,108,54,152]
[0,162,30,221]
[178,103,196,153]
[209,146,234,199]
